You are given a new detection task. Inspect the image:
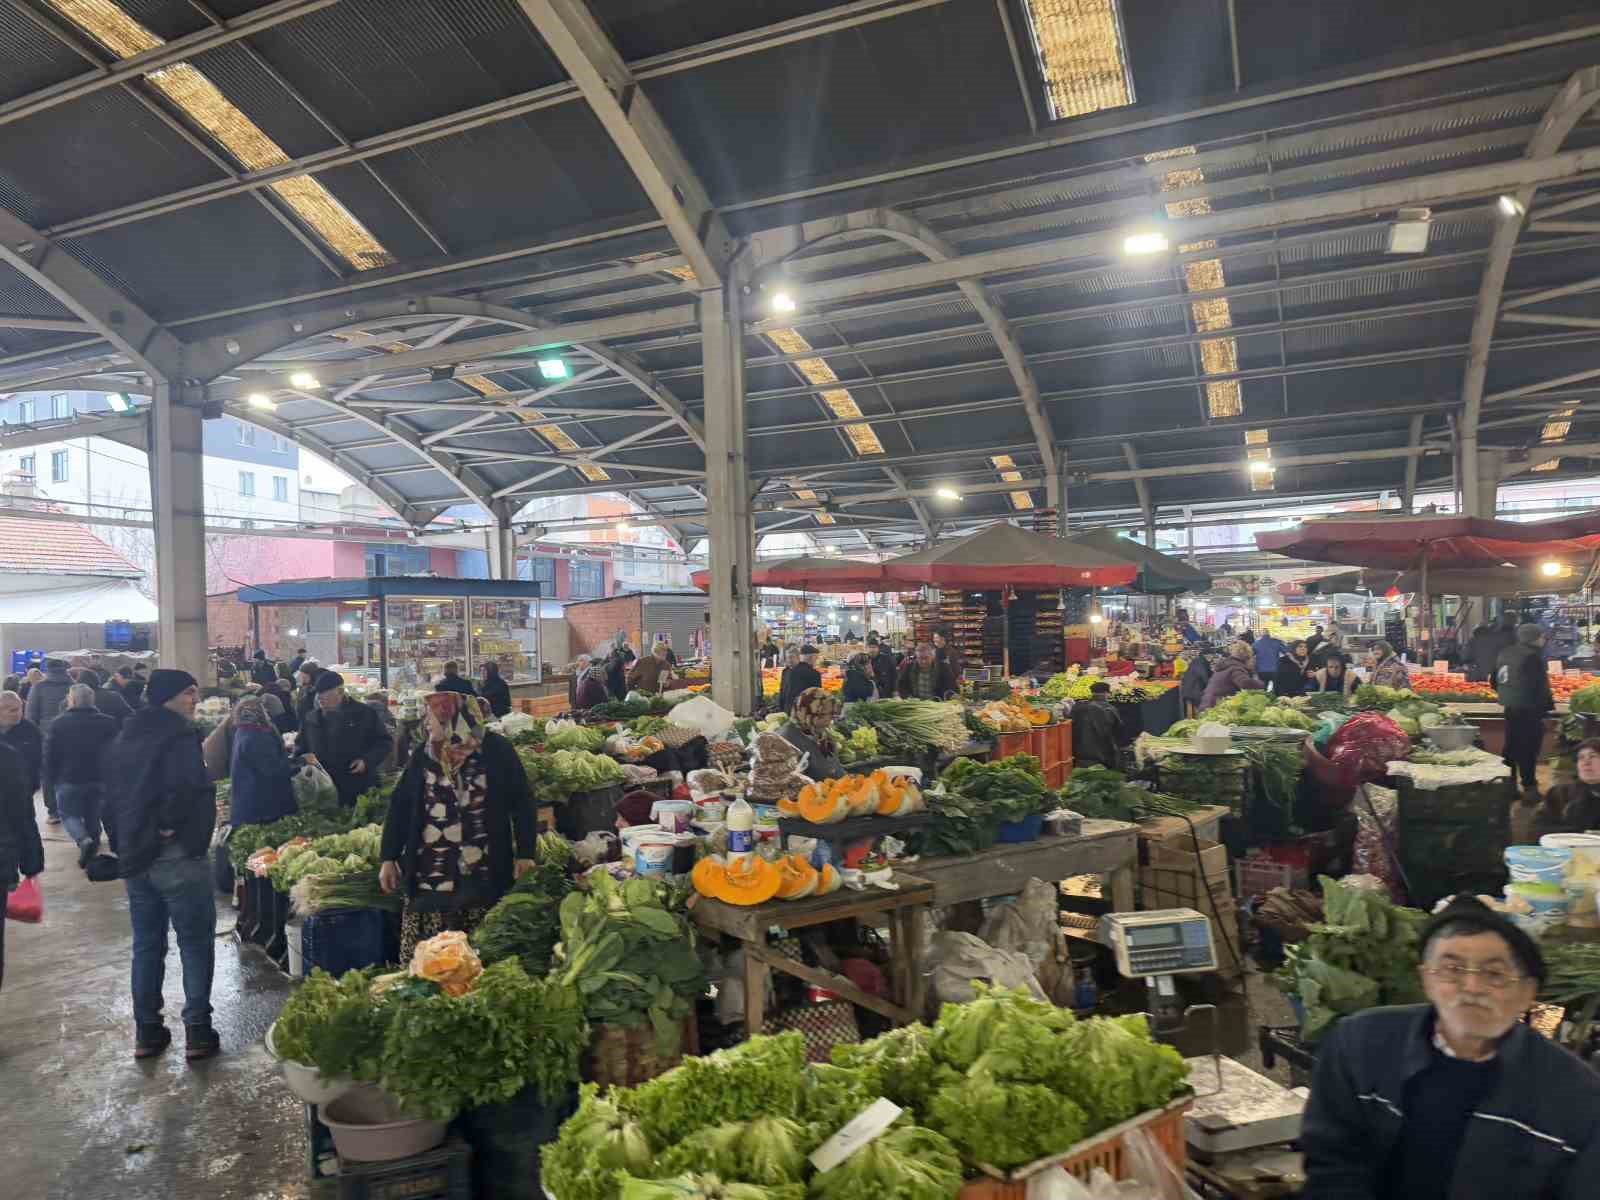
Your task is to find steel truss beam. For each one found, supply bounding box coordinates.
[1458,68,1600,514]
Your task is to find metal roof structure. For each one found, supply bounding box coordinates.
[5,1,1600,552]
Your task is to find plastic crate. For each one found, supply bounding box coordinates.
[302,908,388,978]
[958,1097,1192,1198]
[334,1138,472,1200]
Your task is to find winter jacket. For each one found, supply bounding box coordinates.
[380,731,533,909]
[842,665,875,702]
[1369,655,1411,691]
[627,655,673,695]
[249,656,277,687]
[605,648,635,700]
[1071,700,1123,769]
[1273,656,1310,698]
[781,662,824,711]
[433,672,477,698]
[295,684,318,726]
[1301,1004,1600,1200]
[100,704,215,877]
[23,665,71,735]
[480,674,512,718]
[1199,658,1262,710]
[296,698,394,806]
[0,741,42,892]
[1308,640,1344,670]
[63,671,133,730]
[1470,624,1518,682]
[228,725,297,827]
[1496,642,1554,713]
[574,674,610,710]
[1178,655,1212,710]
[42,706,118,789]
[777,720,844,780]
[871,648,898,698]
[896,659,958,701]
[0,719,42,799]
[1534,780,1600,840]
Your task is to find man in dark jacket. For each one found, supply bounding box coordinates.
[785,645,824,704]
[45,684,119,866]
[1301,895,1600,1199]
[0,690,42,804]
[289,649,308,675]
[1470,612,1519,683]
[897,643,958,700]
[24,658,71,821]
[100,669,219,1061]
[433,661,477,697]
[0,738,43,993]
[1071,682,1124,768]
[870,639,899,699]
[248,650,277,687]
[1178,652,1213,718]
[1495,623,1554,795]
[296,671,395,806]
[67,668,133,730]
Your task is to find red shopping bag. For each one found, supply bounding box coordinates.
[6,877,42,923]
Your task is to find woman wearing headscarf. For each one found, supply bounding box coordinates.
[227,696,297,827]
[1199,642,1265,711]
[605,633,635,701]
[260,690,296,736]
[479,661,512,718]
[574,662,611,711]
[1367,641,1411,690]
[778,688,845,780]
[842,653,875,702]
[379,694,535,961]
[293,661,320,726]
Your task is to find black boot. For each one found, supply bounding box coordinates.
[134,1024,171,1059]
[185,1023,220,1062]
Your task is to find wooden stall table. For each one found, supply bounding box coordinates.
[914,820,1140,911]
[689,871,936,1036]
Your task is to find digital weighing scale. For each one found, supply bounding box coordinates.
[1098,908,1221,1035]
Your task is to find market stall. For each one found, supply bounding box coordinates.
[915,821,1139,909]
[1069,528,1213,596]
[234,577,543,690]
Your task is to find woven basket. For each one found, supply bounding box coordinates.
[584,1016,699,1088]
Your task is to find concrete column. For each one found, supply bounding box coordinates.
[150,382,209,674]
[1056,446,1070,535]
[487,511,518,580]
[703,269,756,714]
[1468,449,1505,519]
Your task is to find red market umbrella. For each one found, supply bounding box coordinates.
[1303,564,1592,598]
[690,555,888,593]
[879,523,1138,588]
[1256,512,1600,571]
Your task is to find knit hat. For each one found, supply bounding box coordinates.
[314,670,345,694]
[1420,894,1545,984]
[146,668,197,708]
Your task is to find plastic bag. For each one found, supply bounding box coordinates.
[925,930,1046,1008]
[408,930,482,996]
[1313,710,1351,749]
[666,695,738,743]
[1353,784,1406,903]
[292,761,337,809]
[1324,712,1410,783]
[6,876,42,923]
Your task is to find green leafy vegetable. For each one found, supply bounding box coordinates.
[543,1084,657,1200]
[808,1125,963,1200]
[618,1174,803,1200]
[618,1033,809,1147]
[656,1118,813,1185]
[929,1077,1086,1169]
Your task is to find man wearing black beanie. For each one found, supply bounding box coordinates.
[1302,894,1600,1199]
[100,668,219,1062]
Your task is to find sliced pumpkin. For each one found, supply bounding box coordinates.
[844,775,879,815]
[775,855,819,900]
[777,795,803,817]
[877,781,904,816]
[817,863,842,895]
[720,856,781,906]
[692,857,728,900]
[798,785,850,824]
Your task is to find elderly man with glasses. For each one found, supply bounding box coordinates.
[1301,894,1599,1199]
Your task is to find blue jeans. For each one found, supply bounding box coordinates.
[56,782,102,848]
[126,845,217,1028]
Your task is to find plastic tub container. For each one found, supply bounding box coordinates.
[285,918,305,978]
[1504,882,1569,933]
[264,1021,353,1106]
[633,838,675,877]
[996,813,1044,843]
[651,799,695,833]
[1505,845,1572,884]
[321,1087,447,1163]
[1540,832,1600,850]
[1426,726,1478,750]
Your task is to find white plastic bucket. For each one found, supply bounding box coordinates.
[1504,882,1568,933]
[633,838,675,877]
[285,918,305,978]
[1505,845,1572,884]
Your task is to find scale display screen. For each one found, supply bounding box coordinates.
[1128,926,1180,948]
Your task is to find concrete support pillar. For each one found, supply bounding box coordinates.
[703,270,756,714]
[1185,506,1197,567]
[487,509,519,580]
[1056,446,1069,535]
[1467,449,1505,519]
[150,382,209,674]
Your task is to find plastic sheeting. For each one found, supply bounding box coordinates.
[0,578,157,624]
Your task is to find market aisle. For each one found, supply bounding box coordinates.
[0,798,307,1200]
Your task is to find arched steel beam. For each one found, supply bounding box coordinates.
[184,296,703,445]
[1444,67,1599,514]
[760,208,1061,513]
[0,208,181,379]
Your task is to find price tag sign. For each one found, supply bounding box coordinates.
[810,1098,903,1173]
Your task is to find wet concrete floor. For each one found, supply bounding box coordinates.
[1,798,308,1200]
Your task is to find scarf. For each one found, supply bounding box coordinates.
[424,691,486,781]
[792,687,840,754]
[233,696,273,731]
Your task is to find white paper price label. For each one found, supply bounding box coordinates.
[809,1098,903,1173]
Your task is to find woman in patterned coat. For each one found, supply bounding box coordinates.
[378,692,536,961]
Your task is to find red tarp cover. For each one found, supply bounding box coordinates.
[1256,512,1600,571]
[690,555,888,593]
[878,523,1138,588]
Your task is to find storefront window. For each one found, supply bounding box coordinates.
[570,560,604,599]
[471,598,540,682]
[386,597,467,689]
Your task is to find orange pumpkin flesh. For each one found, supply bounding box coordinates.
[775,855,820,900]
[719,856,781,905]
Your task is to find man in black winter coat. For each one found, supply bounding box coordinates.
[24,659,71,821]
[1495,623,1554,795]
[0,739,43,993]
[432,661,478,697]
[0,690,42,804]
[100,669,219,1061]
[870,640,899,700]
[296,671,394,806]
[65,668,133,730]
[1470,613,1518,683]
[45,685,119,865]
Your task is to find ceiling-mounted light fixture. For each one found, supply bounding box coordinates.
[1123,231,1169,256]
[247,393,275,411]
[106,393,130,412]
[537,357,569,381]
[935,486,963,501]
[1497,195,1527,218]
[1541,560,1564,578]
[1386,207,1432,254]
[289,371,320,389]
[769,289,798,315]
